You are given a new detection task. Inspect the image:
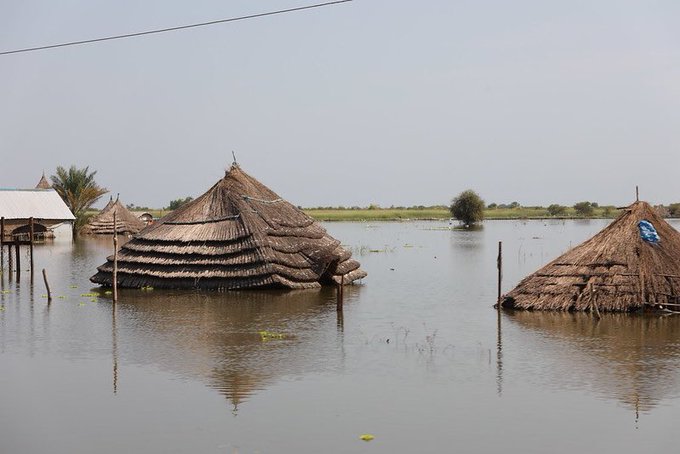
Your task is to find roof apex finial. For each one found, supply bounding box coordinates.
[226,151,240,176]
[116,193,120,202]
[636,185,639,202]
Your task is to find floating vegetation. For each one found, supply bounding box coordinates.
[58,296,66,299]
[360,434,375,442]
[90,299,97,302]
[81,293,98,297]
[69,285,78,288]
[104,290,113,295]
[141,286,154,291]
[41,294,48,298]
[259,331,286,341]
[0,305,5,312]
[351,245,395,255]
[1,290,12,294]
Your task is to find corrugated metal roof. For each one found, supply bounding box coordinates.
[0,189,75,220]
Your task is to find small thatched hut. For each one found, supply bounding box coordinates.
[90,163,366,290]
[500,201,680,312]
[81,197,146,235]
[35,172,51,189]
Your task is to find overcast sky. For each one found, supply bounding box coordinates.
[1,0,679,209]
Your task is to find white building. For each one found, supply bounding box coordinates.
[0,189,75,241]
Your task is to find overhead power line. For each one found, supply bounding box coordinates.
[0,0,352,56]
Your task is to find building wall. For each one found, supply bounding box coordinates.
[1,219,73,241]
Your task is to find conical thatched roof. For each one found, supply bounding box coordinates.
[90,163,366,290]
[81,197,145,235]
[35,173,51,189]
[500,201,680,312]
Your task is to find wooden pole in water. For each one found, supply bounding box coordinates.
[7,241,12,274]
[29,217,34,274]
[15,238,20,282]
[113,211,118,304]
[42,268,52,303]
[337,274,344,311]
[497,241,503,308]
[0,217,4,272]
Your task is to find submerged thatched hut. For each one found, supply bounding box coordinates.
[81,197,145,235]
[90,163,366,290]
[500,201,680,312]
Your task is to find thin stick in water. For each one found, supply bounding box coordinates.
[42,268,52,303]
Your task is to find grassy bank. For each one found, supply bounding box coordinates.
[86,207,623,222]
[304,206,621,221]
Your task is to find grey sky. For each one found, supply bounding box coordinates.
[1,0,679,209]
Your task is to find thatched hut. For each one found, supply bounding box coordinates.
[500,201,680,312]
[35,172,51,189]
[90,163,366,290]
[81,197,145,235]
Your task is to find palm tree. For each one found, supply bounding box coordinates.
[50,165,108,236]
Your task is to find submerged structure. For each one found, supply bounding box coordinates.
[90,163,366,290]
[500,201,680,312]
[81,197,145,235]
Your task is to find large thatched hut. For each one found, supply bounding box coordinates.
[81,197,146,235]
[90,163,366,290]
[500,201,680,312]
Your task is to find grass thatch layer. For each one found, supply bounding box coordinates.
[90,164,366,290]
[501,201,680,312]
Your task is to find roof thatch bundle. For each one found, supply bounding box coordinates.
[500,201,680,312]
[35,173,51,189]
[90,164,366,290]
[81,197,146,235]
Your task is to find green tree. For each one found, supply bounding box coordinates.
[573,201,594,217]
[547,204,567,216]
[450,190,485,225]
[167,197,194,210]
[50,165,108,236]
[669,203,680,217]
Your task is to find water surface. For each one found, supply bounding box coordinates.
[1,220,679,453]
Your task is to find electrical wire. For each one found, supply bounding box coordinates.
[0,0,352,56]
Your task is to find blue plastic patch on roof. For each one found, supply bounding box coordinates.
[638,220,660,243]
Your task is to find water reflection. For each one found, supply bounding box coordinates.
[112,286,359,411]
[507,311,680,413]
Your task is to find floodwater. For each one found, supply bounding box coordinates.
[1,220,680,453]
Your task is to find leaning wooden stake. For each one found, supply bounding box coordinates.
[42,268,52,303]
[497,241,503,308]
[113,212,118,304]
